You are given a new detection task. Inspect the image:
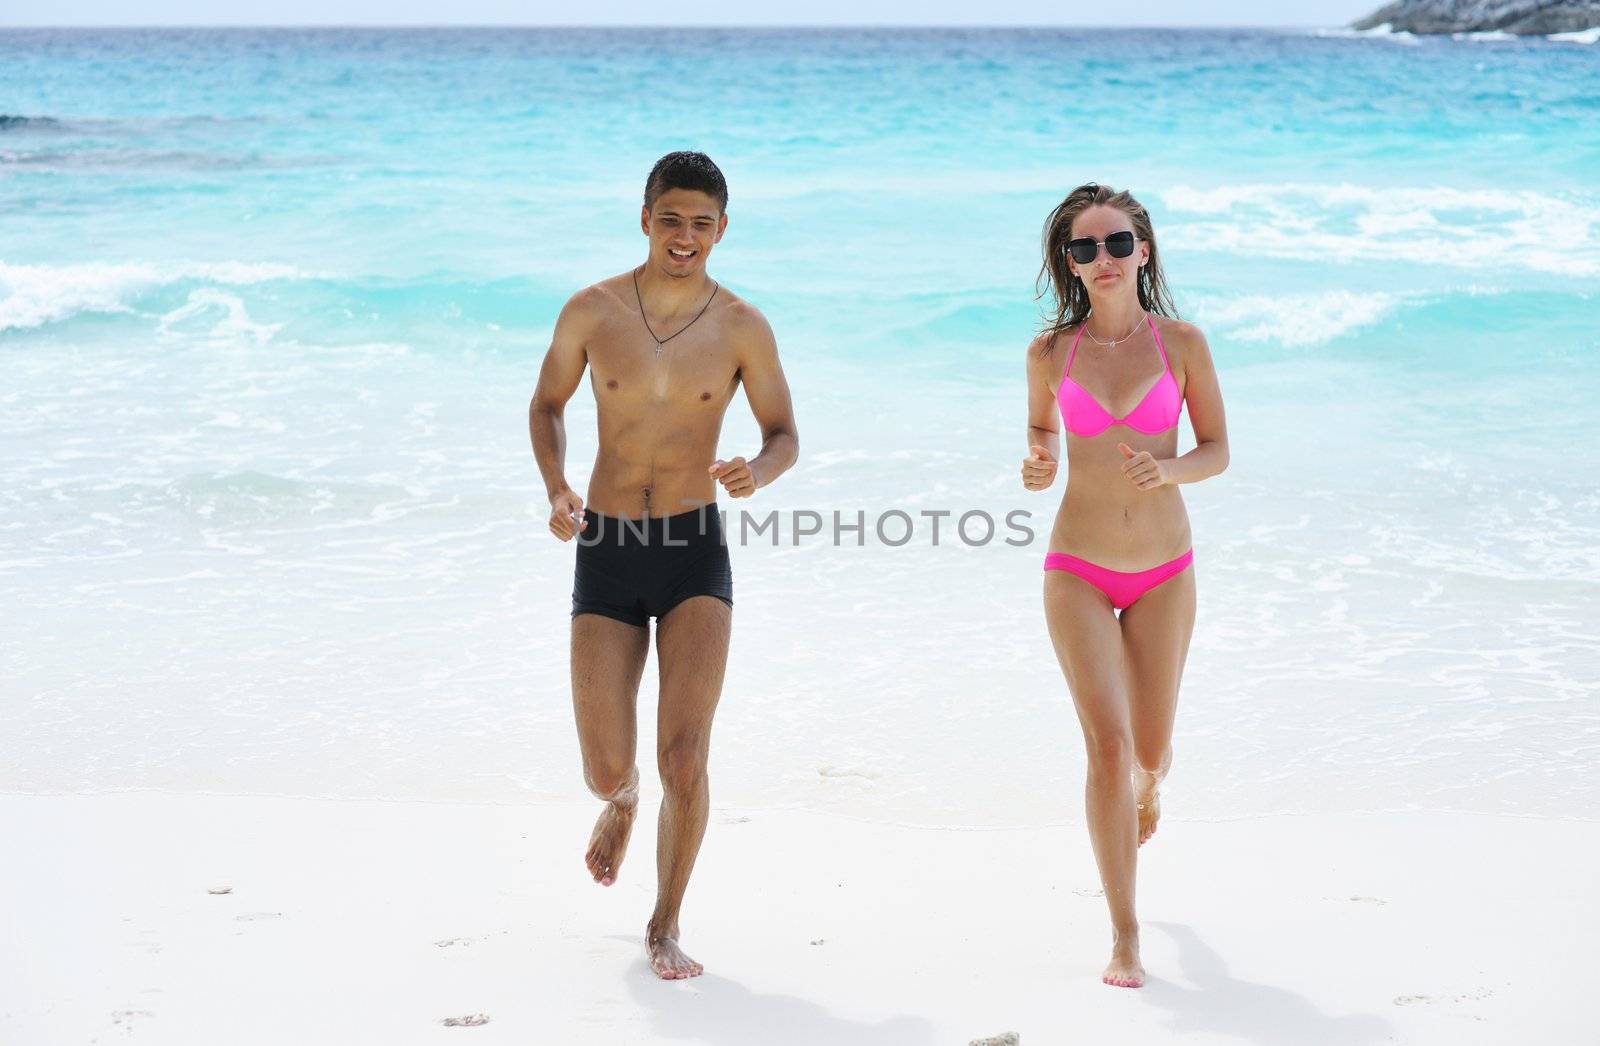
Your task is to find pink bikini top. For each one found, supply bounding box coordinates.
[1057,315,1183,438]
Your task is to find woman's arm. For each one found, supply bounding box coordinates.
[1023,333,1063,490]
[1163,322,1229,485]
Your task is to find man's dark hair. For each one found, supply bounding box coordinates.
[644,151,728,213]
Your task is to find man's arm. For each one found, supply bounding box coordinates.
[530,291,595,537]
[712,304,798,496]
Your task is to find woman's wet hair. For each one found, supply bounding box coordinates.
[1036,182,1178,350]
[644,151,729,213]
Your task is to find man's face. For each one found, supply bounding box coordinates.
[641,189,727,278]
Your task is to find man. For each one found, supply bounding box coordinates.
[528,151,799,980]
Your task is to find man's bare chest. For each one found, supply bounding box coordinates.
[587,320,739,406]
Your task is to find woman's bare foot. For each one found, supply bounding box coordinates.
[1132,749,1171,847]
[585,799,637,887]
[1133,776,1161,846]
[646,927,703,980]
[1102,929,1145,988]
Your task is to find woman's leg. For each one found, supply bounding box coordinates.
[1119,564,1196,847]
[1043,569,1144,987]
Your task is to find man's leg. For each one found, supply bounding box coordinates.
[572,613,650,886]
[646,595,731,979]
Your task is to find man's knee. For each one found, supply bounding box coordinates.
[657,736,709,796]
[585,761,638,802]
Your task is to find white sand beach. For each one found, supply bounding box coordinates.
[7,791,1594,1045]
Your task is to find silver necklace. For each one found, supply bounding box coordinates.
[1083,309,1148,349]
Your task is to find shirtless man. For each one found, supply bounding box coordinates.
[528,151,799,980]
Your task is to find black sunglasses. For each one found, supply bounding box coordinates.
[1067,231,1139,265]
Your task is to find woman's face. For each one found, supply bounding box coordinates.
[1067,204,1150,297]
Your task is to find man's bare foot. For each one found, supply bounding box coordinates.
[646,929,703,980]
[585,800,636,887]
[1102,930,1145,988]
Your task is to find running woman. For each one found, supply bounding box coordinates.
[1022,183,1229,988]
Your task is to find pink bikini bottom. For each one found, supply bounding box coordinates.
[1044,549,1194,611]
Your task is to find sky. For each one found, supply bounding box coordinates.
[1,1,1381,28]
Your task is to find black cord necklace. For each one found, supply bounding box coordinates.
[632,267,719,358]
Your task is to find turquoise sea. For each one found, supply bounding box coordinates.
[3,28,1597,824]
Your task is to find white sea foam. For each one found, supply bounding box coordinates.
[0,260,305,332]
[1548,27,1600,44]
[1159,183,1600,277]
[1452,31,1519,42]
[1190,291,1407,348]
[156,288,284,346]
[1310,23,1422,45]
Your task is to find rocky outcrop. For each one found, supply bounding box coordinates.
[1354,0,1600,33]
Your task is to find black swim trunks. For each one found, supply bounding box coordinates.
[571,504,733,627]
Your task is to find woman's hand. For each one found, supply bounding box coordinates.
[1117,443,1170,491]
[1022,444,1058,490]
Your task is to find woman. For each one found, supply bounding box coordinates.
[1022,183,1229,988]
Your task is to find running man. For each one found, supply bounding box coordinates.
[528,151,799,980]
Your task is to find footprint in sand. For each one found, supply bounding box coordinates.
[441,1014,490,1027]
[1071,887,1104,898]
[111,1010,155,1026]
[128,928,162,954]
[1394,988,1493,1006]
[434,937,477,948]
[1348,896,1387,906]
[235,912,284,922]
[817,766,879,781]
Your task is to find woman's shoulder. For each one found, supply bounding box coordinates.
[1151,314,1204,343]
[1026,327,1078,370]
[1150,315,1211,366]
[1029,322,1089,351]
